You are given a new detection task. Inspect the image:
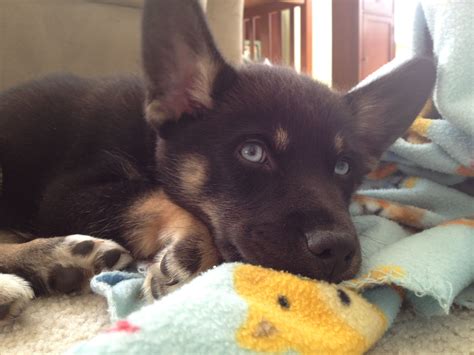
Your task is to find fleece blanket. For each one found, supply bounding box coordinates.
[69,1,473,353]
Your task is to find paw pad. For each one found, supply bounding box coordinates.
[71,240,95,256]
[102,249,122,269]
[65,235,133,274]
[48,265,86,294]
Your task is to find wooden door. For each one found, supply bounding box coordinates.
[360,1,394,80]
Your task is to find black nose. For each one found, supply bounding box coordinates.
[305,232,356,282]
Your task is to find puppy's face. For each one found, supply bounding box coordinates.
[142,0,435,282]
[155,67,367,282]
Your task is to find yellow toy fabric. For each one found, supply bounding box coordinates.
[234,265,387,354]
[71,263,398,355]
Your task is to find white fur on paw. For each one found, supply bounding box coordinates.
[142,248,192,302]
[0,274,34,326]
[62,234,133,272]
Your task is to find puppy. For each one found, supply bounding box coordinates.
[0,0,435,324]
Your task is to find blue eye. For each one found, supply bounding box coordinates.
[334,159,350,175]
[240,142,266,163]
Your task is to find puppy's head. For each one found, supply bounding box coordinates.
[142,0,435,282]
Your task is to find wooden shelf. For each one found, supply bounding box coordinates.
[243,0,312,74]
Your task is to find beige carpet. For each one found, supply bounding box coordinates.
[1,294,473,354]
[0,295,109,354]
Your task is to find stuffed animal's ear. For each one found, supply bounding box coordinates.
[142,0,234,131]
[345,57,436,165]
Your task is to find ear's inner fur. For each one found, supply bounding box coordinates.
[141,0,235,131]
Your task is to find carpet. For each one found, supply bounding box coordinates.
[0,294,472,354]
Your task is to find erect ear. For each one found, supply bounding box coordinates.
[345,57,436,166]
[142,0,235,133]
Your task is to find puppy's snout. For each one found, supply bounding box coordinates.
[305,231,356,282]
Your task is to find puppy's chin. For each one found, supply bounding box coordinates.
[213,227,362,283]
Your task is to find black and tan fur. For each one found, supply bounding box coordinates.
[0,0,435,325]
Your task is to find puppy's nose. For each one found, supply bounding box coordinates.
[305,232,356,282]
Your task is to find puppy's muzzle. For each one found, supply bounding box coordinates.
[305,230,357,282]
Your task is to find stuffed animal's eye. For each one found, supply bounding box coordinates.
[277,295,290,309]
[334,159,350,175]
[240,142,266,163]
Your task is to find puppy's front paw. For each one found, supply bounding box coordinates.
[27,234,133,295]
[46,234,133,294]
[63,234,133,272]
[142,246,195,302]
[142,235,222,302]
[0,274,34,326]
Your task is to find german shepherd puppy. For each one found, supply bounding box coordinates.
[0,0,435,324]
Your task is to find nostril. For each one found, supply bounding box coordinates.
[316,248,333,259]
[306,232,356,263]
[306,231,358,281]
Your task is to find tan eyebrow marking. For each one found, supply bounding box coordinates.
[274,126,290,151]
[179,154,208,196]
[335,133,345,154]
